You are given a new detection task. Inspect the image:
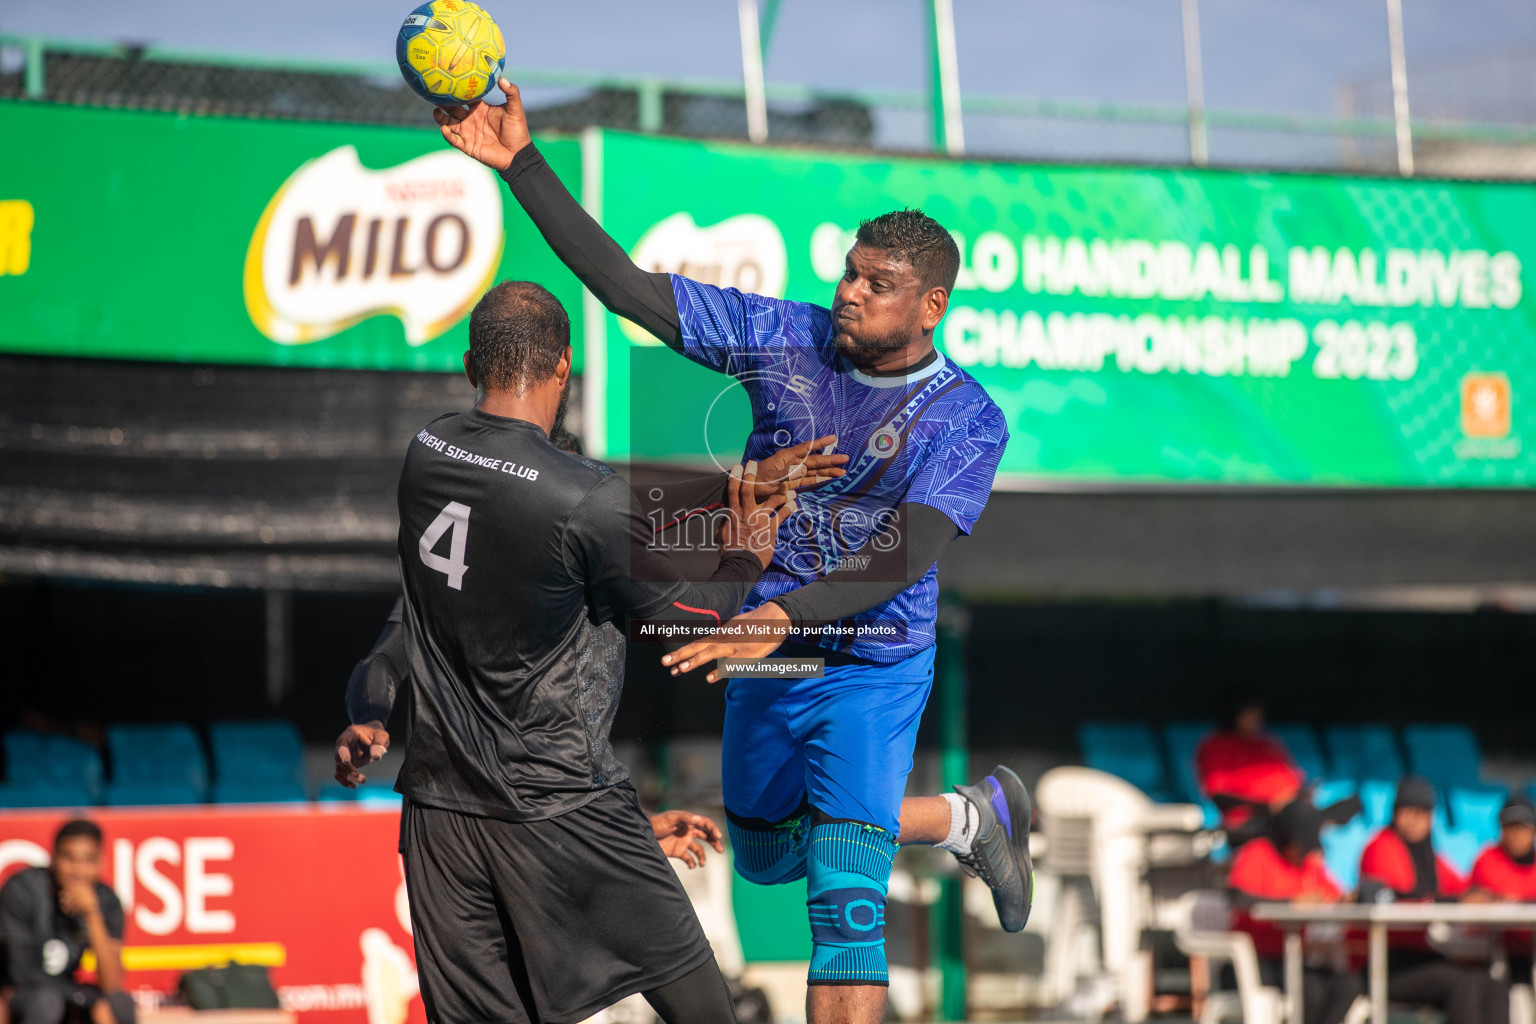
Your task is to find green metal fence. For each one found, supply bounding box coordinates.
[3,33,1536,176]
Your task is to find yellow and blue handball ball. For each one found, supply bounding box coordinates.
[396,0,506,106]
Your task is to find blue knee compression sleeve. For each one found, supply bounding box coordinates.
[806,821,898,986]
[728,811,810,885]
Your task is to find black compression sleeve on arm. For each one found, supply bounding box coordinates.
[768,502,961,627]
[568,474,762,629]
[629,469,731,534]
[345,597,405,725]
[500,144,681,346]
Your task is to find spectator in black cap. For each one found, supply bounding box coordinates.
[1225,801,1363,1024]
[1470,795,1536,902]
[1469,794,1536,985]
[1360,776,1468,900]
[1358,777,1508,1024]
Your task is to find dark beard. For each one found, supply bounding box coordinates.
[834,310,922,368]
[552,375,572,436]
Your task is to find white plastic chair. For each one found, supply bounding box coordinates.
[1036,766,1207,1020]
[1169,890,1284,1024]
[1513,983,1535,1024]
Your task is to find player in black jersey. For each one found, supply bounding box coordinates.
[346,280,787,1024]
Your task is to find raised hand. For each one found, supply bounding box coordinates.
[718,461,791,569]
[753,434,847,499]
[432,77,531,171]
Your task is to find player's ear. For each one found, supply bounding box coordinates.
[557,345,573,381]
[462,351,477,388]
[922,286,950,332]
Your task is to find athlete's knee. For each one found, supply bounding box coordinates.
[727,810,809,885]
[805,819,898,986]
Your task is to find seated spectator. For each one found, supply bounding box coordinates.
[1468,794,1536,982]
[1469,794,1536,902]
[0,820,134,1024]
[1196,693,1316,847]
[1359,776,1507,1024]
[1226,801,1364,1024]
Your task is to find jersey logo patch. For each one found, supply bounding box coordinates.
[868,427,900,459]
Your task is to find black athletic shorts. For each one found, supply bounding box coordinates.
[400,783,715,1024]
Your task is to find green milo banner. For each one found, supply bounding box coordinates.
[589,130,1536,487]
[0,101,585,370]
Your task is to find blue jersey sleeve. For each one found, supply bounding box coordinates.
[669,275,828,375]
[906,400,1009,535]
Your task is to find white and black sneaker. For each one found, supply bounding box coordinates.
[951,765,1034,932]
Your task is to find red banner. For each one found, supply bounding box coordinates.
[0,805,423,1024]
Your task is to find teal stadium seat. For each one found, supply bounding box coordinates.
[1358,780,1396,828]
[1445,786,1506,847]
[1324,725,1404,783]
[1163,721,1216,805]
[1312,779,1373,892]
[1312,778,1357,811]
[1402,724,1483,793]
[1432,803,1486,876]
[0,731,104,808]
[104,723,208,806]
[209,720,308,803]
[1321,818,1372,891]
[1267,723,1327,782]
[1080,721,1173,801]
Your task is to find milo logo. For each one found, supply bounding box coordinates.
[244,145,504,345]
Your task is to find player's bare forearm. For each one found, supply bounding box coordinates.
[82,913,124,991]
[661,602,793,683]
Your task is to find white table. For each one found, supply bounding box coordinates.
[1251,902,1536,1024]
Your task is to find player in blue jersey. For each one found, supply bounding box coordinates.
[436,81,1032,1024]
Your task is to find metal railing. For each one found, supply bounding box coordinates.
[4,34,1536,176]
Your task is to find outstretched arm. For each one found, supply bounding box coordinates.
[435,80,681,347]
[574,462,789,635]
[636,435,848,535]
[661,502,961,682]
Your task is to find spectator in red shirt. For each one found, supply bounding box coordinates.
[1468,795,1536,982]
[1197,694,1306,838]
[1469,795,1536,902]
[1226,801,1363,1024]
[1358,776,1508,1024]
[1359,777,1468,901]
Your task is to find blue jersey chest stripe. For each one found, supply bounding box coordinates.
[816,374,964,511]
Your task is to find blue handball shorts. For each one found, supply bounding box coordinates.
[721,646,936,834]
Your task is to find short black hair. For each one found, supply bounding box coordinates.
[468,281,570,393]
[854,209,961,292]
[54,819,102,849]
